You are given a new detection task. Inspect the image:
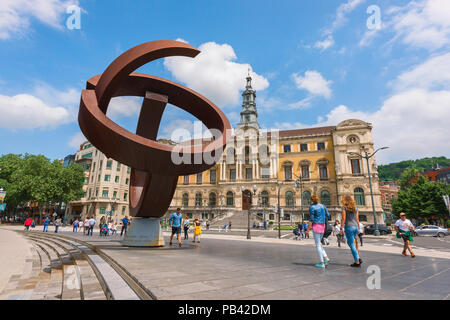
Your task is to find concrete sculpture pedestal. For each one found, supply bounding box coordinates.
[121,217,164,247]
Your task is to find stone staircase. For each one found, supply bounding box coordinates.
[209,211,266,229]
[0,232,109,300]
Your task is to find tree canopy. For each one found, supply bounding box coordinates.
[378,156,450,181]
[0,153,84,212]
[392,175,448,221]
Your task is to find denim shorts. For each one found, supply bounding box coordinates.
[171,226,181,235]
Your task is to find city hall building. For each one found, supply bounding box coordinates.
[166,75,384,225]
[67,75,383,226]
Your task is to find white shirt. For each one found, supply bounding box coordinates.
[395,219,414,232]
[359,222,364,234]
[333,225,341,234]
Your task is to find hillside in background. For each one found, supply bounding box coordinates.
[378,156,450,181]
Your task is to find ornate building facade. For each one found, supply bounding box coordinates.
[66,142,131,223]
[67,75,384,226]
[167,75,384,225]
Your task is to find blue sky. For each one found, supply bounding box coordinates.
[0,0,449,164]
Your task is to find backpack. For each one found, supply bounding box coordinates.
[323,206,332,237]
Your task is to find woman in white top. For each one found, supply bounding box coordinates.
[78,220,84,232]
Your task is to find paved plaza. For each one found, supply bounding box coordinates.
[0,225,449,300]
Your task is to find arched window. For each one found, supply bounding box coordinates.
[195,193,202,207]
[208,192,216,207]
[226,191,234,206]
[302,191,311,206]
[320,190,331,206]
[285,191,295,207]
[354,187,365,206]
[182,193,189,207]
[261,190,269,206]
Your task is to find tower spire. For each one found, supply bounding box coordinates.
[237,71,260,130]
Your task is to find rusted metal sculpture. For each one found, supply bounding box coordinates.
[78,40,231,222]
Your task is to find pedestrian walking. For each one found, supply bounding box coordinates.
[78,219,83,232]
[333,221,343,247]
[120,216,130,236]
[42,217,50,232]
[112,222,117,235]
[84,218,90,235]
[99,216,106,236]
[54,217,62,233]
[357,222,364,246]
[73,219,79,232]
[193,218,202,243]
[24,218,33,231]
[183,215,190,240]
[206,220,210,230]
[303,222,309,238]
[305,195,330,268]
[228,221,232,231]
[322,220,332,246]
[89,217,95,236]
[394,212,416,258]
[224,223,228,232]
[168,208,183,247]
[297,223,304,239]
[340,195,362,267]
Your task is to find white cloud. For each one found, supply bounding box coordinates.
[68,132,86,149]
[314,36,335,50]
[159,119,212,142]
[362,0,450,50]
[0,0,79,40]
[164,41,269,108]
[286,97,313,110]
[292,71,332,99]
[0,93,72,129]
[0,83,79,130]
[315,89,450,163]
[280,52,450,163]
[390,0,450,51]
[106,96,142,119]
[313,0,365,50]
[391,52,450,91]
[325,0,367,35]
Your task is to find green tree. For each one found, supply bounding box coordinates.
[398,167,419,190]
[392,175,448,222]
[0,154,85,221]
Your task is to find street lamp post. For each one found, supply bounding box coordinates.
[241,184,257,240]
[347,146,389,236]
[292,173,305,225]
[108,198,117,223]
[277,183,281,239]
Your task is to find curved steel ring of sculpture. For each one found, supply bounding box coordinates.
[78,40,231,218]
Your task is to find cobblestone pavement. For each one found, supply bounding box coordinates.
[1,225,449,300]
[58,229,450,300]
